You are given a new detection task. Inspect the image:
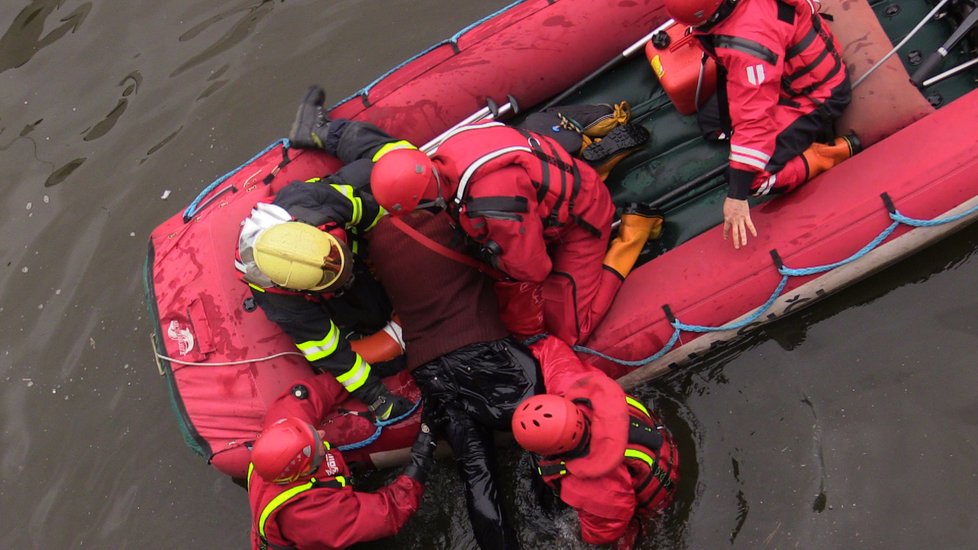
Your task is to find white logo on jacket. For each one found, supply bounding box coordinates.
[323,451,339,476]
[167,320,195,356]
[746,64,766,85]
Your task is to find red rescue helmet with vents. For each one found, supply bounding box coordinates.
[512,394,588,456]
[371,148,440,215]
[251,417,325,484]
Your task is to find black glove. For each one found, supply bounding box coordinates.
[289,85,332,149]
[402,423,437,484]
[420,398,448,439]
[368,390,414,421]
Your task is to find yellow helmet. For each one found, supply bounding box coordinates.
[253,222,353,292]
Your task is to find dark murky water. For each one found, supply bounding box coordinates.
[2,1,976,548]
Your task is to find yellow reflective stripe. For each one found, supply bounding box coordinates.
[335,355,371,392]
[255,474,347,539]
[305,177,322,183]
[371,140,416,162]
[626,396,651,418]
[296,322,340,362]
[330,184,362,226]
[258,480,315,539]
[625,448,655,468]
[247,463,255,490]
[363,207,386,232]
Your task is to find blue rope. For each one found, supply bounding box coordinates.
[182,139,288,221]
[779,222,899,277]
[674,275,789,333]
[572,197,978,368]
[335,398,421,452]
[573,327,683,367]
[891,201,978,227]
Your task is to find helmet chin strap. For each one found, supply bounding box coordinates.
[415,166,448,211]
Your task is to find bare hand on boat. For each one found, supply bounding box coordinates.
[722,197,757,249]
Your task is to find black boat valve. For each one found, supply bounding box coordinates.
[651,31,671,50]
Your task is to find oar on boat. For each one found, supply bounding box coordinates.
[420,95,519,153]
[910,5,978,87]
[541,19,676,110]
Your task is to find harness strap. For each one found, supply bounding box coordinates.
[623,400,675,508]
[262,144,293,186]
[515,129,600,236]
[537,461,568,478]
[388,216,506,280]
[465,196,530,214]
[711,35,779,65]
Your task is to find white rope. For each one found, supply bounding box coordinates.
[156,350,304,367]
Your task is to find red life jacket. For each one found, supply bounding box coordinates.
[247,444,350,550]
[433,121,606,239]
[535,396,679,515]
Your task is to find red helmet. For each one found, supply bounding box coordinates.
[251,417,324,484]
[371,148,439,215]
[663,0,726,28]
[512,394,588,456]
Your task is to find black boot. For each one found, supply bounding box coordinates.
[288,86,332,149]
[581,123,650,164]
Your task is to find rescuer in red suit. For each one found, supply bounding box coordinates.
[664,0,858,249]
[247,373,438,550]
[289,86,662,347]
[511,336,680,549]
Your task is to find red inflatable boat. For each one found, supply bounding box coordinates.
[145,0,978,478]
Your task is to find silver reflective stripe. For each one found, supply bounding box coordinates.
[454,146,533,205]
[755,174,777,196]
[729,144,771,171]
[427,121,505,155]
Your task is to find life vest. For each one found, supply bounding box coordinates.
[535,396,679,514]
[434,121,604,239]
[696,0,845,129]
[247,443,350,550]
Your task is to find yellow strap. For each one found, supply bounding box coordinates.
[624,448,655,468]
[626,396,651,418]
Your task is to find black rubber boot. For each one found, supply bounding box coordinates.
[581,123,650,164]
[288,86,331,149]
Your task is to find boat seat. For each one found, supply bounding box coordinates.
[821,0,935,147]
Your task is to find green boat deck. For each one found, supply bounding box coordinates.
[512,0,978,264]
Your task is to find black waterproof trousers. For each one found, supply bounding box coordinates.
[412,337,542,550]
